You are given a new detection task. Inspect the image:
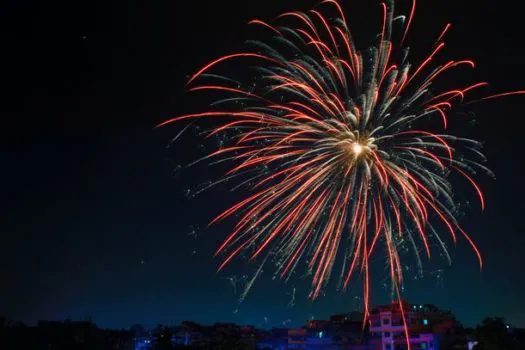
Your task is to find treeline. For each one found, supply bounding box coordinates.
[0,317,133,350]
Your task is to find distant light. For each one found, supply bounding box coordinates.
[423,319,429,326]
[319,331,324,338]
[506,324,510,329]
[468,341,479,350]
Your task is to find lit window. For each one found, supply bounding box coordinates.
[423,319,429,326]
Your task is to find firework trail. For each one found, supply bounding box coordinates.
[160,0,525,336]
[287,287,297,308]
[225,274,248,297]
[226,276,239,296]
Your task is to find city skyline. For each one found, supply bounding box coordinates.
[2,300,517,350]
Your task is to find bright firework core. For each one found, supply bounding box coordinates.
[352,143,364,156]
[341,137,374,159]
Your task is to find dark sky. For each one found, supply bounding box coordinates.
[2,0,525,330]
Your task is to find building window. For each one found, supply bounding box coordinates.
[394,332,404,340]
[386,344,393,350]
[421,342,428,349]
[384,332,391,338]
[383,318,391,325]
[423,319,429,326]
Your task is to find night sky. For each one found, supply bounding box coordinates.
[3,0,525,330]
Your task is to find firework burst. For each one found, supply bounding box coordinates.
[160,0,524,328]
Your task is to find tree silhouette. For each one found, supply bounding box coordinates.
[474,317,511,350]
[130,323,147,337]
